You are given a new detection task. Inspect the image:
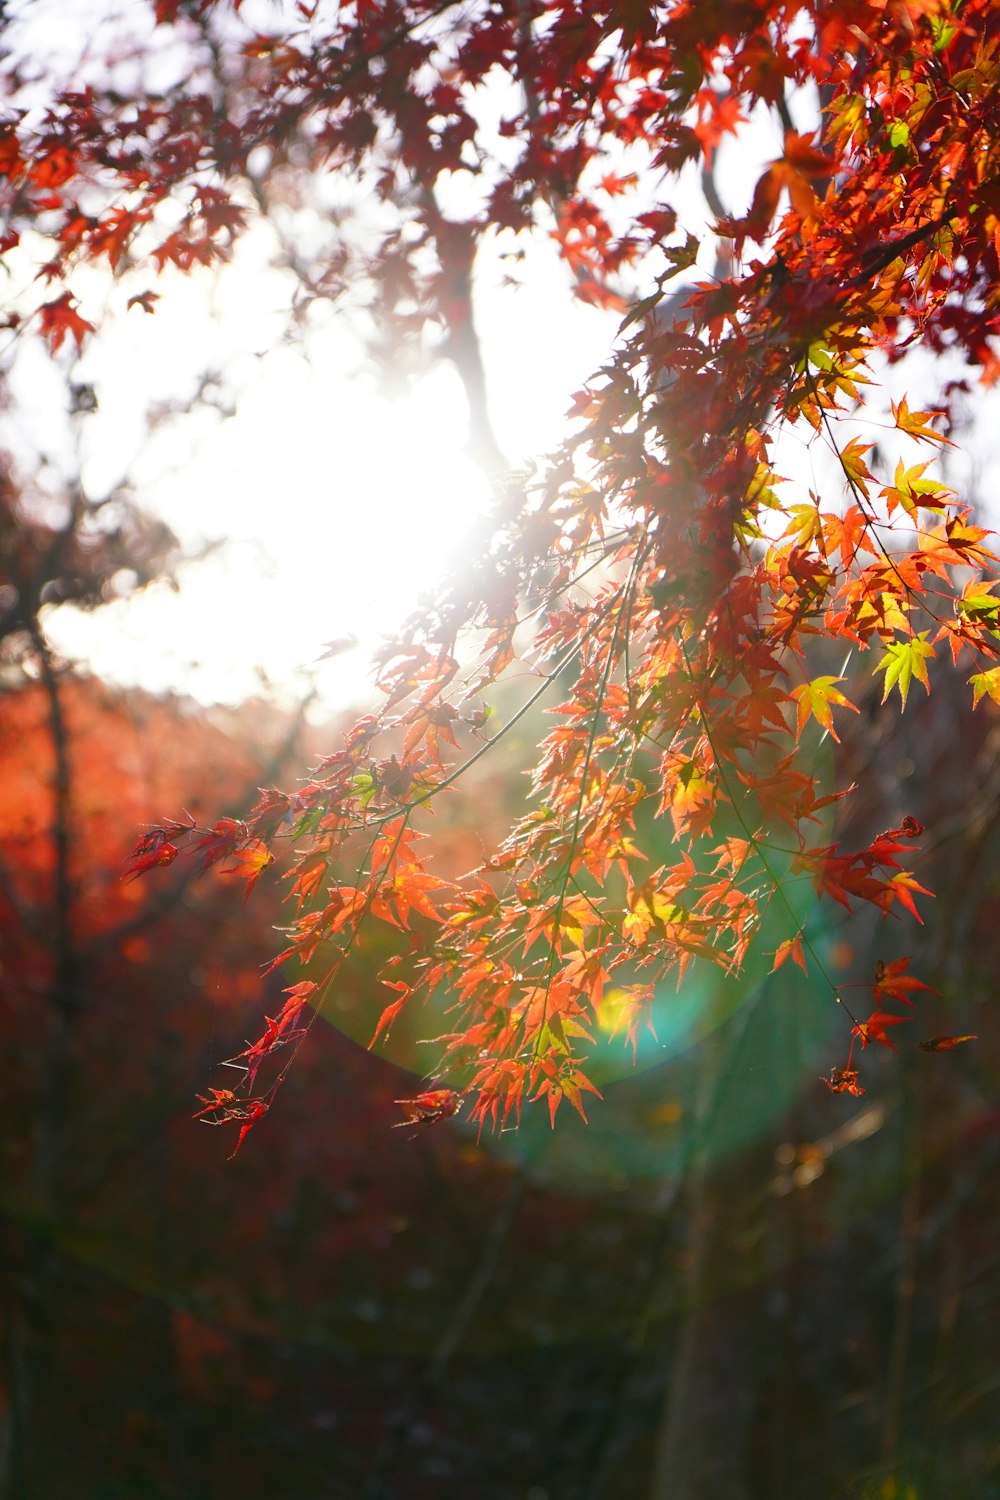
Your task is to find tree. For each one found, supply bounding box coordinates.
[4,0,997,1141]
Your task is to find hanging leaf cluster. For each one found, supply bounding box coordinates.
[8,0,997,1140]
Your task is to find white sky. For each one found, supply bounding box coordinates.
[23,223,620,709]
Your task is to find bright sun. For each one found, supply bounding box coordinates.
[38,225,617,713]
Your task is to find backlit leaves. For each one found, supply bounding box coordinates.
[791,676,858,742]
[20,0,993,1134]
[874,634,936,708]
[124,829,179,881]
[969,666,1000,708]
[220,839,275,905]
[393,1089,464,1128]
[38,293,94,354]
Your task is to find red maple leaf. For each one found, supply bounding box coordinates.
[852,1011,910,1052]
[392,1089,463,1129]
[123,829,178,881]
[873,956,934,1009]
[38,292,94,353]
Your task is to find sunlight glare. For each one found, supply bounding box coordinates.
[45,352,494,708]
[40,225,617,711]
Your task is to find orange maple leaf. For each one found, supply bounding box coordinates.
[220,839,274,903]
[852,1010,910,1051]
[823,1067,864,1097]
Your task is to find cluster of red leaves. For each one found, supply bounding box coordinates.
[824,951,975,1096]
[193,1090,270,1160]
[392,1089,464,1130]
[12,0,994,1133]
[188,978,315,1155]
[126,814,275,905]
[124,815,292,1153]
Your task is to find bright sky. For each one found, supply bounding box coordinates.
[0,0,609,710]
[19,212,619,710]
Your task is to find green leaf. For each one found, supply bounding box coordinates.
[661,232,700,274]
[351,771,377,809]
[969,665,1000,708]
[931,14,958,50]
[957,592,1000,627]
[874,633,935,707]
[617,289,663,336]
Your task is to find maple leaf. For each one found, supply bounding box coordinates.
[955,580,1000,630]
[781,131,835,178]
[873,956,934,1007]
[0,125,22,180]
[920,518,997,570]
[791,675,858,741]
[839,438,876,498]
[194,1091,269,1158]
[919,1035,977,1051]
[691,89,745,166]
[874,633,935,708]
[392,1089,463,1129]
[968,665,1000,708]
[287,853,329,906]
[886,870,933,923]
[38,292,94,353]
[228,1099,269,1158]
[867,817,923,861]
[219,838,274,903]
[852,1011,910,1051]
[223,1011,308,1092]
[880,460,952,521]
[539,1069,602,1126]
[823,1068,864,1097]
[192,1087,240,1121]
[123,830,178,881]
[772,933,807,973]
[369,980,411,1046]
[196,817,246,869]
[891,396,954,447]
[274,981,317,1023]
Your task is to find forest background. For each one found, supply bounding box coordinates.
[0,2,998,1497]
